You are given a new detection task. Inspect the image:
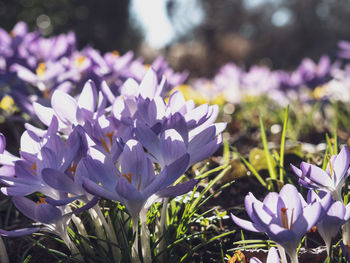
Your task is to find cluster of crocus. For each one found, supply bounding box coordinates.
[291,146,350,253]
[183,49,350,107]
[231,146,350,263]
[0,64,225,262]
[0,22,188,119]
[231,184,330,263]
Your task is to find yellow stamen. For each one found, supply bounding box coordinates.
[326,155,334,179]
[112,50,119,57]
[36,197,46,205]
[122,173,132,183]
[30,162,37,176]
[36,62,46,77]
[100,137,111,154]
[144,64,150,69]
[43,89,51,100]
[281,207,289,229]
[137,174,141,191]
[76,56,86,67]
[313,85,327,100]
[105,132,114,145]
[10,31,15,38]
[289,208,294,230]
[30,162,37,171]
[69,165,77,173]
[0,95,16,113]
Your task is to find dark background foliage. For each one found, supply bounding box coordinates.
[1,0,350,76]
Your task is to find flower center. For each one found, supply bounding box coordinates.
[36,197,46,205]
[30,162,37,176]
[281,207,294,230]
[121,173,142,190]
[36,62,46,77]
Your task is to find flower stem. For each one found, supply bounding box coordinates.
[71,214,90,252]
[132,216,141,263]
[60,231,83,261]
[92,205,121,260]
[158,198,169,260]
[276,244,288,263]
[140,209,152,263]
[0,236,9,263]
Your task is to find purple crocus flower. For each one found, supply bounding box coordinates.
[291,146,350,201]
[77,139,195,221]
[337,40,350,60]
[308,190,350,255]
[0,119,86,200]
[250,247,280,263]
[32,80,107,135]
[231,184,327,263]
[296,55,332,89]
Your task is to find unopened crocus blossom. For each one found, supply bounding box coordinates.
[308,190,350,255]
[250,247,280,263]
[231,184,327,263]
[291,146,350,201]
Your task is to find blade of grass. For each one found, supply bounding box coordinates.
[223,138,231,164]
[195,164,228,180]
[333,101,338,155]
[180,230,236,262]
[322,146,329,171]
[259,115,277,180]
[325,133,334,156]
[234,149,267,188]
[279,105,289,183]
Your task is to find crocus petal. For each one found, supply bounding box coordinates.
[45,196,82,206]
[231,213,260,232]
[32,202,62,224]
[82,177,120,201]
[168,91,186,114]
[188,125,216,151]
[51,89,79,125]
[333,146,350,183]
[0,133,5,153]
[73,196,99,214]
[12,196,39,222]
[252,202,273,226]
[0,227,40,237]
[300,162,333,188]
[160,129,187,166]
[41,168,80,195]
[115,178,144,201]
[249,258,262,263]
[121,139,148,187]
[139,68,158,99]
[189,134,222,166]
[78,80,97,112]
[1,184,39,196]
[156,179,197,198]
[266,247,280,263]
[300,201,322,231]
[279,184,303,224]
[318,201,347,243]
[135,121,162,162]
[144,154,189,198]
[100,81,115,104]
[119,78,139,97]
[33,102,55,127]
